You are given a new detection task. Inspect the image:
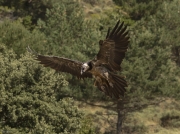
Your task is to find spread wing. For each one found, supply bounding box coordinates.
[27,46,92,79]
[97,20,130,71]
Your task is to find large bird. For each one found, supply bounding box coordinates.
[27,20,130,99]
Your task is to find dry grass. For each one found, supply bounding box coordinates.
[76,98,180,134]
[78,0,128,20]
[76,100,117,133]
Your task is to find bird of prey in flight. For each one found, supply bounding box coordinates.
[27,20,130,99]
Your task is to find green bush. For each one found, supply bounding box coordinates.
[0,0,53,26]
[123,20,180,100]
[0,44,95,133]
[113,0,172,20]
[0,20,47,56]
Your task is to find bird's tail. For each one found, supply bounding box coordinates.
[96,73,127,99]
[109,73,127,98]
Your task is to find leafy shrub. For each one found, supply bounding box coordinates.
[0,20,47,56]
[112,0,172,20]
[0,44,94,133]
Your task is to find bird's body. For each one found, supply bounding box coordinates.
[27,20,130,99]
[89,61,127,98]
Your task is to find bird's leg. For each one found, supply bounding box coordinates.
[100,79,109,92]
[94,80,98,87]
[94,76,102,86]
[94,76,107,92]
[103,72,113,87]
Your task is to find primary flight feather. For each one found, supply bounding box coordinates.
[27,20,130,99]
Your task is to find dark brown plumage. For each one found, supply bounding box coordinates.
[37,55,92,79]
[27,20,129,99]
[97,20,129,71]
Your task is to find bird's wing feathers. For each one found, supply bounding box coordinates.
[37,55,92,78]
[27,47,92,79]
[97,20,129,71]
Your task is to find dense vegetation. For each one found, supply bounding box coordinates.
[0,0,180,133]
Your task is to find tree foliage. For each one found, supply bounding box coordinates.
[124,23,180,99]
[113,0,173,20]
[152,0,180,66]
[0,0,53,27]
[0,44,95,133]
[37,0,100,59]
[118,0,180,111]
[0,20,47,57]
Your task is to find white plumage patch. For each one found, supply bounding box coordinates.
[83,63,88,67]
[104,72,109,79]
[81,63,90,74]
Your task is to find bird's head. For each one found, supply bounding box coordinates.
[81,62,90,75]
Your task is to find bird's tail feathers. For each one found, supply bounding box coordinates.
[109,73,127,98]
[96,73,127,99]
